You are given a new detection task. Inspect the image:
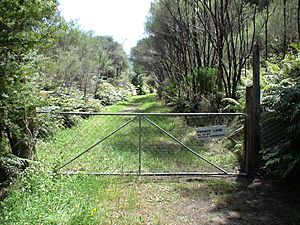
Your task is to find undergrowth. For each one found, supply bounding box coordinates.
[0,163,141,224]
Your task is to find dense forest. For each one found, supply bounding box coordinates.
[0,0,300,185]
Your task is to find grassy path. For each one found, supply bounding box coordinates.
[1,95,299,224]
[37,94,237,174]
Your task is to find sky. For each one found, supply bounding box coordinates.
[58,0,153,55]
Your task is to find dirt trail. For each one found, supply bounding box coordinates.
[135,177,300,225]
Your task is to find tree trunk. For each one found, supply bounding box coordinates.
[9,136,35,159]
[283,0,287,53]
[298,0,300,41]
[6,120,35,160]
[265,1,269,60]
[217,0,225,92]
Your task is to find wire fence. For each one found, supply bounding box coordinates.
[36,112,246,176]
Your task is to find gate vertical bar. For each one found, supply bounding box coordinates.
[138,115,142,175]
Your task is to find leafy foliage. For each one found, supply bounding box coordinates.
[95,80,137,105]
[42,25,130,98]
[161,67,218,112]
[0,0,59,159]
[132,0,256,107]
[260,47,300,178]
[0,2,132,165]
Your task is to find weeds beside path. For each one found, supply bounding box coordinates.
[1,94,299,224]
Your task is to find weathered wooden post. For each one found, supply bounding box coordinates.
[245,43,261,176]
[245,85,254,173]
[253,43,261,169]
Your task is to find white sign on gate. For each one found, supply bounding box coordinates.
[196,125,226,140]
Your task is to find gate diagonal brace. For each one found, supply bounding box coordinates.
[54,116,137,172]
[143,116,229,175]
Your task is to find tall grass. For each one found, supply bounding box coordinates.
[0,164,142,224]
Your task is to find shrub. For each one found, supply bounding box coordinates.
[95,80,136,105]
[260,45,300,178]
[37,89,104,138]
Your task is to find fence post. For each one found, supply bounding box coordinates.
[245,43,261,176]
[245,85,254,174]
[253,43,261,168]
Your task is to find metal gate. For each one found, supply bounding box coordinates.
[36,112,246,176]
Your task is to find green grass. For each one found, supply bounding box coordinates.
[37,94,238,174]
[0,94,240,224]
[0,165,142,224]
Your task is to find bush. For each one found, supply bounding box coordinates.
[95,80,136,105]
[37,89,104,138]
[162,67,218,113]
[40,88,103,112]
[260,45,300,178]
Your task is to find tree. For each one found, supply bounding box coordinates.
[298,0,300,41]
[42,26,130,98]
[0,0,59,159]
[99,36,129,78]
[262,0,298,54]
[133,0,256,112]
[134,0,299,107]
[131,38,166,98]
[283,0,287,53]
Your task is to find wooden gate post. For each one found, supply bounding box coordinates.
[245,43,261,176]
[253,43,261,172]
[245,85,254,174]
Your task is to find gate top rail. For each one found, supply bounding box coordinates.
[37,111,247,117]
